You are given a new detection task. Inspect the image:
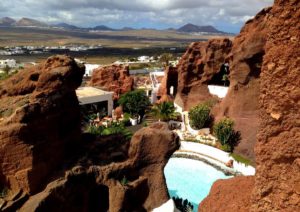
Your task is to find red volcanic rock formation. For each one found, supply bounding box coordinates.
[89,64,134,100]
[0,56,179,211]
[174,38,232,110]
[20,122,180,212]
[199,176,254,212]
[158,66,178,97]
[252,0,300,210]
[0,56,85,194]
[200,0,300,211]
[212,7,271,160]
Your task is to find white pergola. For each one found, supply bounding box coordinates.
[76,86,114,116]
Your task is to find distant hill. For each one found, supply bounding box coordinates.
[0,17,16,26]
[92,25,115,31]
[177,23,225,34]
[53,23,80,30]
[15,18,48,27]
[121,27,135,31]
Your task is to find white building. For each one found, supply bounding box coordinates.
[0,59,17,68]
[138,56,150,62]
[76,87,114,116]
[84,64,101,77]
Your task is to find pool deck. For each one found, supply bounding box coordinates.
[176,141,255,176]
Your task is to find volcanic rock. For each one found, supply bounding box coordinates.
[173,38,232,110]
[89,64,134,100]
[199,0,300,211]
[0,55,85,194]
[20,122,180,212]
[212,7,271,160]
[199,176,254,212]
[157,66,178,98]
[252,0,300,211]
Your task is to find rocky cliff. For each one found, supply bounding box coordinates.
[212,7,271,160]
[0,55,85,195]
[173,38,232,110]
[89,64,134,100]
[0,56,179,211]
[199,0,300,211]
[20,122,179,212]
[252,0,300,210]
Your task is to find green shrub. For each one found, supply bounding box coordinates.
[221,144,232,152]
[151,101,176,121]
[230,153,253,166]
[86,122,133,140]
[188,103,211,129]
[172,197,194,212]
[118,90,150,118]
[120,176,128,186]
[213,118,240,152]
[0,187,8,198]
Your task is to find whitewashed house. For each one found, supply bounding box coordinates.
[0,59,17,68]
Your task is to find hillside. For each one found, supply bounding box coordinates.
[177,23,224,34]
[15,17,48,27]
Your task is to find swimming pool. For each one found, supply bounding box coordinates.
[164,157,232,211]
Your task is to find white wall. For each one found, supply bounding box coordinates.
[208,85,229,98]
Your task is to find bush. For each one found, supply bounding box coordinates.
[230,153,253,166]
[172,197,193,212]
[213,118,240,152]
[151,101,177,121]
[188,103,211,129]
[221,144,232,152]
[118,90,150,118]
[86,122,133,140]
[0,187,8,198]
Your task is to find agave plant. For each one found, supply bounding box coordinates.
[151,101,177,122]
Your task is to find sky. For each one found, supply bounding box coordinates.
[0,0,274,33]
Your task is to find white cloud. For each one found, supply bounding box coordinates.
[0,0,274,32]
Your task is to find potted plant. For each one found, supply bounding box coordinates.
[129,114,140,126]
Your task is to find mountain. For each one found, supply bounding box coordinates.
[0,17,16,26]
[92,25,115,31]
[15,18,48,27]
[121,27,135,31]
[53,23,80,30]
[177,23,224,34]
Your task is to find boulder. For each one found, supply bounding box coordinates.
[20,122,180,212]
[174,38,232,110]
[0,55,85,194]
[89,64,134,100]
[199,176,254,212]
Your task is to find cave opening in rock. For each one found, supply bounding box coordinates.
[209,63,230,86]
[246,52,264,79]
[166,71,178,97]
[88,184,109,212]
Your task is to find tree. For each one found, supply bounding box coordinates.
[3,65,11,75]
[151,101,177,121]
[118,90,150,118]
[188,103,211,129]
[159,53,173,67]
[213,118,240,152]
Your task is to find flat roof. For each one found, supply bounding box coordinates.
[76,86,113,98]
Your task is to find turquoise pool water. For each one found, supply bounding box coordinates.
[164,157,232,211]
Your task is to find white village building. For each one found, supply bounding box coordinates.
[76,86,114,116]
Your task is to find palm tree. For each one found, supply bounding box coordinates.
[159,53,173,67]
[151,102,177,122]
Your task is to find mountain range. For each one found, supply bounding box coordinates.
[0,17,227,34]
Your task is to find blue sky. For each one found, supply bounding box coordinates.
[0,0,273,33]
